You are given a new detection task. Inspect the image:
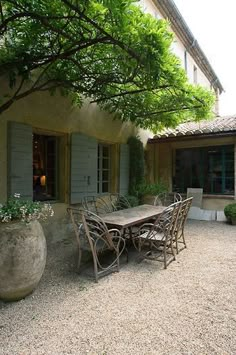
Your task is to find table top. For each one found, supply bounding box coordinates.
[102,204,165,229]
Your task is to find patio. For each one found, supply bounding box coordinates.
[1,220,236,354]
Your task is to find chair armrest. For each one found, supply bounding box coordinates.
[107,228,122,237]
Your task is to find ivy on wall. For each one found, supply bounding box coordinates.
[127,136,145,195]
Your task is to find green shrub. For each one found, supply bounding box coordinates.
[125,195,139,207]
[224,203,236,221]
[131,181,168,203]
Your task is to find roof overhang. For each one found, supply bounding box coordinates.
[152,0,224,93]
[148,130,236,144]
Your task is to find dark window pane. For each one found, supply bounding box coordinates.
[33,134,58,201]
[175,145,234,195]
[102,170,109,181]
[102,146,109,157]
[102,182,109,193]
[103,158,109,169]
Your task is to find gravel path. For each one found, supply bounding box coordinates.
[1,220,236,355]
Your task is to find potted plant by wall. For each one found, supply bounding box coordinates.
[224,203,236,225]
[133,181,168,205]
[0,194,54,301]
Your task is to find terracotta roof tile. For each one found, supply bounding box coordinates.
[153,116,236,139]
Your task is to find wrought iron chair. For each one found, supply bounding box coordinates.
[109,193,131,211]
[81,210,126,282]
[173,197,193,254]
[82,196,113,215]
[134,201,181,269]
[153,192,182,207]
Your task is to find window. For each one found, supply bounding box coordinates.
[184,50,188,72]
[193,65,198,84]
[97,144,111,193]
[174,145,234,195]
[33,133,59,201]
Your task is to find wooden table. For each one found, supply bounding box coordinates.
[102,204,165,236]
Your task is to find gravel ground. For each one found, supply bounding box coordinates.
[0,220,236,355]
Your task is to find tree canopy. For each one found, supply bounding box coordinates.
[0,0,215,131]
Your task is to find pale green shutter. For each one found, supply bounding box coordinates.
[70,133,97,204]
[8,121,33,199]
[119,144,129,195]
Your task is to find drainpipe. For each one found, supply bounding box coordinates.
[234,144,236,201]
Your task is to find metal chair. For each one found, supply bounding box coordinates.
[81,210,126,282]
[82,196,113,215]
[173,197,193,254]
[67,207,85,272]
[134,201,181,269]
[109,193,131,211]
[153,192,182,207]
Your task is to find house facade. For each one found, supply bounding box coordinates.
[0,0,224,238]
[139,0,223,114]
[147,117,236,218]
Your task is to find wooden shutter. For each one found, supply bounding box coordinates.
[119,144,129,195]
[70,133,97,204]
[8,121,33,199]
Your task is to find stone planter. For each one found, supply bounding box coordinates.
[0,220,46,301]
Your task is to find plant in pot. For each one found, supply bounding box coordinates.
[224,203,236,225]
[132,181,168,205]
[0,193,54,301]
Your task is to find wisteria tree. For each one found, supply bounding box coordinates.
[0,0,215,131]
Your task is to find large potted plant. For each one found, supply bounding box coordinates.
[134,182,168,205]
[0,194,54,301]
[224,203,236,225]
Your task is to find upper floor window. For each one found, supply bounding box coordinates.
[33,133,59,201]
[97,144,111,193]
[184,50,188,72]
[193,65,198,84]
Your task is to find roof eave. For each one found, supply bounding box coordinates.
[152,0,224,93]
[148,130,236,143]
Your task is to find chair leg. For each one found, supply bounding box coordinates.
[175,234,179,254]
[170,242,176,261]
[181,229,187,249]
[76,246,82,272]
[163,246,167,269]
[125,247,129,263]
[91,248,99,283]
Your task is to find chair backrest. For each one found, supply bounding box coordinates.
[109,193,131,211]
[82,196,113,215]
[149,201,182,242]
[82,196,97,214]
[81,210,117,251]
[178,197,193,230]
[67,207,84,245]
[154,192,182,207]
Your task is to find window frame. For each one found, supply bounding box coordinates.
[33,129,66,202]
[193,65,198,84]
[174,144,234,195]
[97,143,111,194]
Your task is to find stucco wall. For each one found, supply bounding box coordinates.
[141,0,213,91]
[0,85,147,242]
[0,86,147,202]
